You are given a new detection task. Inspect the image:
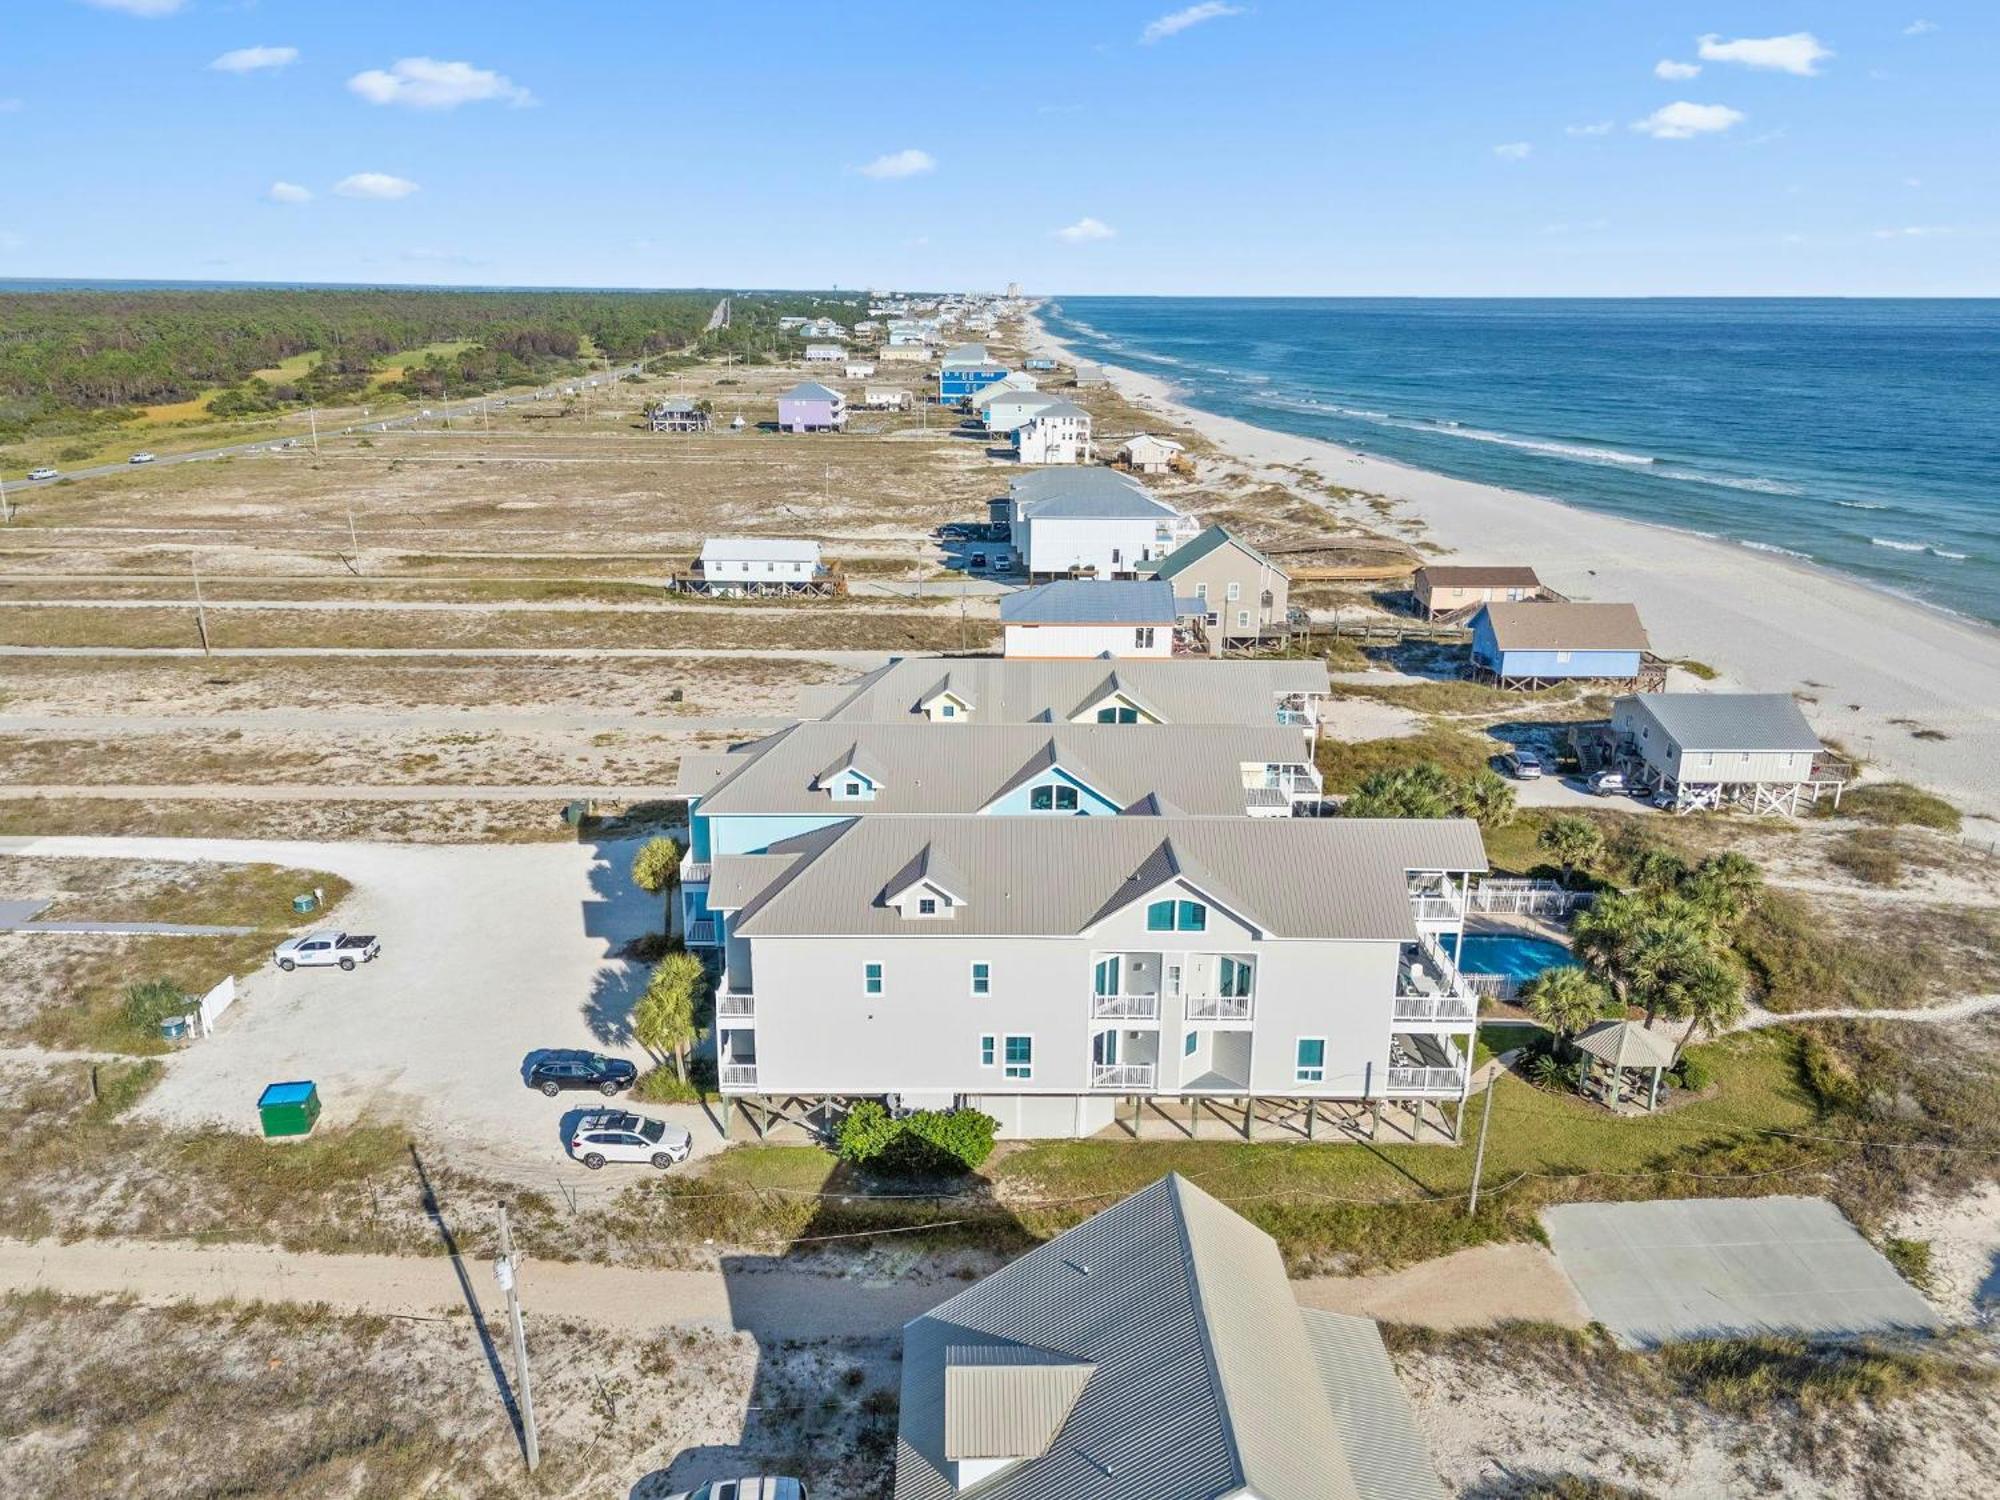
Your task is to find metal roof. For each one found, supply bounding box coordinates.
[1417,564,1542,587]
[694,722,1313,818]
[942,1345,1097,1462]
[1621,693,1821,753]
[699,537,822,564]
[1001,580,1178,625]
[895,1175,1442,1500]
[1152,524,1281,582]
[941,342,991,365]
[1024,399,1090,422]
[802,656,1332,726]
[1478,601,1650,652]
[1574,1019,1679,1071]
[1299,1311,1450,1500]
[778,381,843,402]
[728,815,1486,937]
[1009,466,1153,501]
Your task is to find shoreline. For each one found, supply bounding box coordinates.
[1025,308,2000,825]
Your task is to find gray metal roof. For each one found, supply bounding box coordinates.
[1479,601,1650,652]
[700,537,822,564]
[1574,1019,1679,1071]
[1153,524,1281,582]
[1024,399,1089,422]
[1299,1311,1450,1500]
[779,381,843,402]
[896,1175,1440,1500]
[1621,693,1821,754]
[694,722,1314,818]
[729,815,1486,937]
[942,343,991,365]
[1001,580,1178,625]
[942,1345,1097,1461]
[801,656,1333,726]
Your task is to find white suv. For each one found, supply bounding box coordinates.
[667,1481,806,1500]
[568,1111,692,1170]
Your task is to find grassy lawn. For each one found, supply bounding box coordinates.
[37,863,351,927]
[1475,1021,1548,1066]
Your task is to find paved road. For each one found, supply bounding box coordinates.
[2,365,644,491]
[0,594,984,614]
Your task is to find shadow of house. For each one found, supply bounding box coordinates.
[630,1187,1033,1500]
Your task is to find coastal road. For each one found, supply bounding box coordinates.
[0,712,790,736]
[0,645,892,665]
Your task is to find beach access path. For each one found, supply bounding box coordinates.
[1027,315,2000,827]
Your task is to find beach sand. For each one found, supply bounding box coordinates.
[1028,313,2000,826]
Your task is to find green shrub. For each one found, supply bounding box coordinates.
[1828,830,1903,886]
[1673,1054,1714,1093]
[835,1102,998,1177]
[1736,890,1923,1012]
[121,979,190,1034]
[633,1065,702,1104]
[1834,782,1960,832]
[1881,1236,1933,1290]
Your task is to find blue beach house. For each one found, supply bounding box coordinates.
[1468,601,1651,689]
[939,342,1010,403]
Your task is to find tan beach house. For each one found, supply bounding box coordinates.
[1152,524,1290,649]
[1413,563,1547,620]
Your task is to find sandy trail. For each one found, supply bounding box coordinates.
[0,645,890,663]
[0,784,675,802]
[0,712,788,735]
[0,1235,1587,1334]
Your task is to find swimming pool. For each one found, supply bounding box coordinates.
[1447,934,1579,985]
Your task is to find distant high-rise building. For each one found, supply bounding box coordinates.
[1006,281,1023,298]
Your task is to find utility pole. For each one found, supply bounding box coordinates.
[0,471,11,525]
[308,406,320,455]
[190,554,211,657]
[1464,1078,1496,1217]
[346,505,361,573]
[494,1206,540,1472]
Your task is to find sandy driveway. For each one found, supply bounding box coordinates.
[0,1235,1588,1335]
[0,834,721,1177]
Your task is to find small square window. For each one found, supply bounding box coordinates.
[864,962,883,996]
[1296,1037,1326,1083]
[971,962,991,996]
[979,1035,996,1067]
[1003,1035,1033,1079]
[1226,581,1241,602]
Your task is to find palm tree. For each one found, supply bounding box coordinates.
[1537,815,1604,885]
[630,834,685,936]
[1521,966,1612,1046]
[1570,889,1647,1003]
[1627,845,1690,895]
[632,950,707,1080]
[1672,953,1747,1061]
[1342,762,1456,819]
[1455,768,1518,829]
[1681,852,1763,931]
[1627,913,1733,1027]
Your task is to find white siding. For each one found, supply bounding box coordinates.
[1003,622,1172,659]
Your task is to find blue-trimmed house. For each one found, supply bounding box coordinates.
[939,342,1010,403]
[1468,601,1652,689]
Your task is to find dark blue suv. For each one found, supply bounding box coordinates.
[525,1050,637,1097]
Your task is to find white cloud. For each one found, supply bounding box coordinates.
[1493,142,1532,161]
[267,181,312,204]
[348,58,533,110]
[334,172,419,200]
[856,148,936,180]
[211,46,299,74]
[1053,216,1116,244]
[1654,59,1701,80]
[1696,33,1833,77]
[1631,101,1746,140]
[1565,121,1614,137]
[1904,20,1938,36]
[1872,225,1950,239]
[78,0,183,15]
[1141,3,1244,45]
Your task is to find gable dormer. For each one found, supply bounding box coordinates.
[916,675,975,723]
[879,842,968,919]
[1069,671,1165,726]
[942,1343,1095,1493]
[813,742,887,802]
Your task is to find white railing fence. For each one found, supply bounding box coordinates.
[1388,1065,1468,1093]
[1464,972,1518,1000]
[1393,992,1479,1022]
[1091,1064,1156,1090]
[1184,994,1254,1021]
[1468,878,1594,919]
[1092,994,1160,1020]
[720,1063,759,1089]
[716,992,755,1018]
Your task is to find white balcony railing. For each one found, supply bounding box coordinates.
[1091,1063,1156,1090]
[720,1063,759,1090]
[1410,895,1464,924]
[1392,993,1479,1022]
[687,919,718,948]
[716,991,755,1019]
[1184,994,1253,1022]
[1092,993,1160,1020]
[1387,1065,1468,1094]
[680,852,712,884]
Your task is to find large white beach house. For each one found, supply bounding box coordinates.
[1000,469,1199,580]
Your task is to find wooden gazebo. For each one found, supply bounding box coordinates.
[1574,1020,1679,1113]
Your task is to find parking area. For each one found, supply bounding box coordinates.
[0,834,726,1182]
[1543,1196,1942,1348]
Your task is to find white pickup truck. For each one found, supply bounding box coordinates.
[273,931,381,972]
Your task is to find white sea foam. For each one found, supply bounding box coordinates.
[1835,500,1891,511]
[1739,540,1813,560]
[1934,549,1970,561]
[1871,537,1926,552]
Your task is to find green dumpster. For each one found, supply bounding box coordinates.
[291,892,319,915]
[257,1080,321,1138]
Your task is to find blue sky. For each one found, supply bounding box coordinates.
[2,1,1994,294]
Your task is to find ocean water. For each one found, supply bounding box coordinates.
[1040,298,2000,625]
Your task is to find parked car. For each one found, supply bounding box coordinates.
[969,552,988,570]
[665,1480,807,1500]
[1499,749,1544,780]
[1649,787,1679,810]
[273,931,381,971]
[26,467,57,481]
[526,1050,637,1097]
[128,452,156,465]
[1588,769,1629,797]
[568,1110,692,1170]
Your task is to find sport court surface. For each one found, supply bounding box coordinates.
[1543,1196,1941,1348]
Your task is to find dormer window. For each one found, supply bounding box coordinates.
[1145,898,1207,932]
[1095,704,1140,724]
[1030,784,1080,812]
[919,897,938,915]
[940,702,956,718]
